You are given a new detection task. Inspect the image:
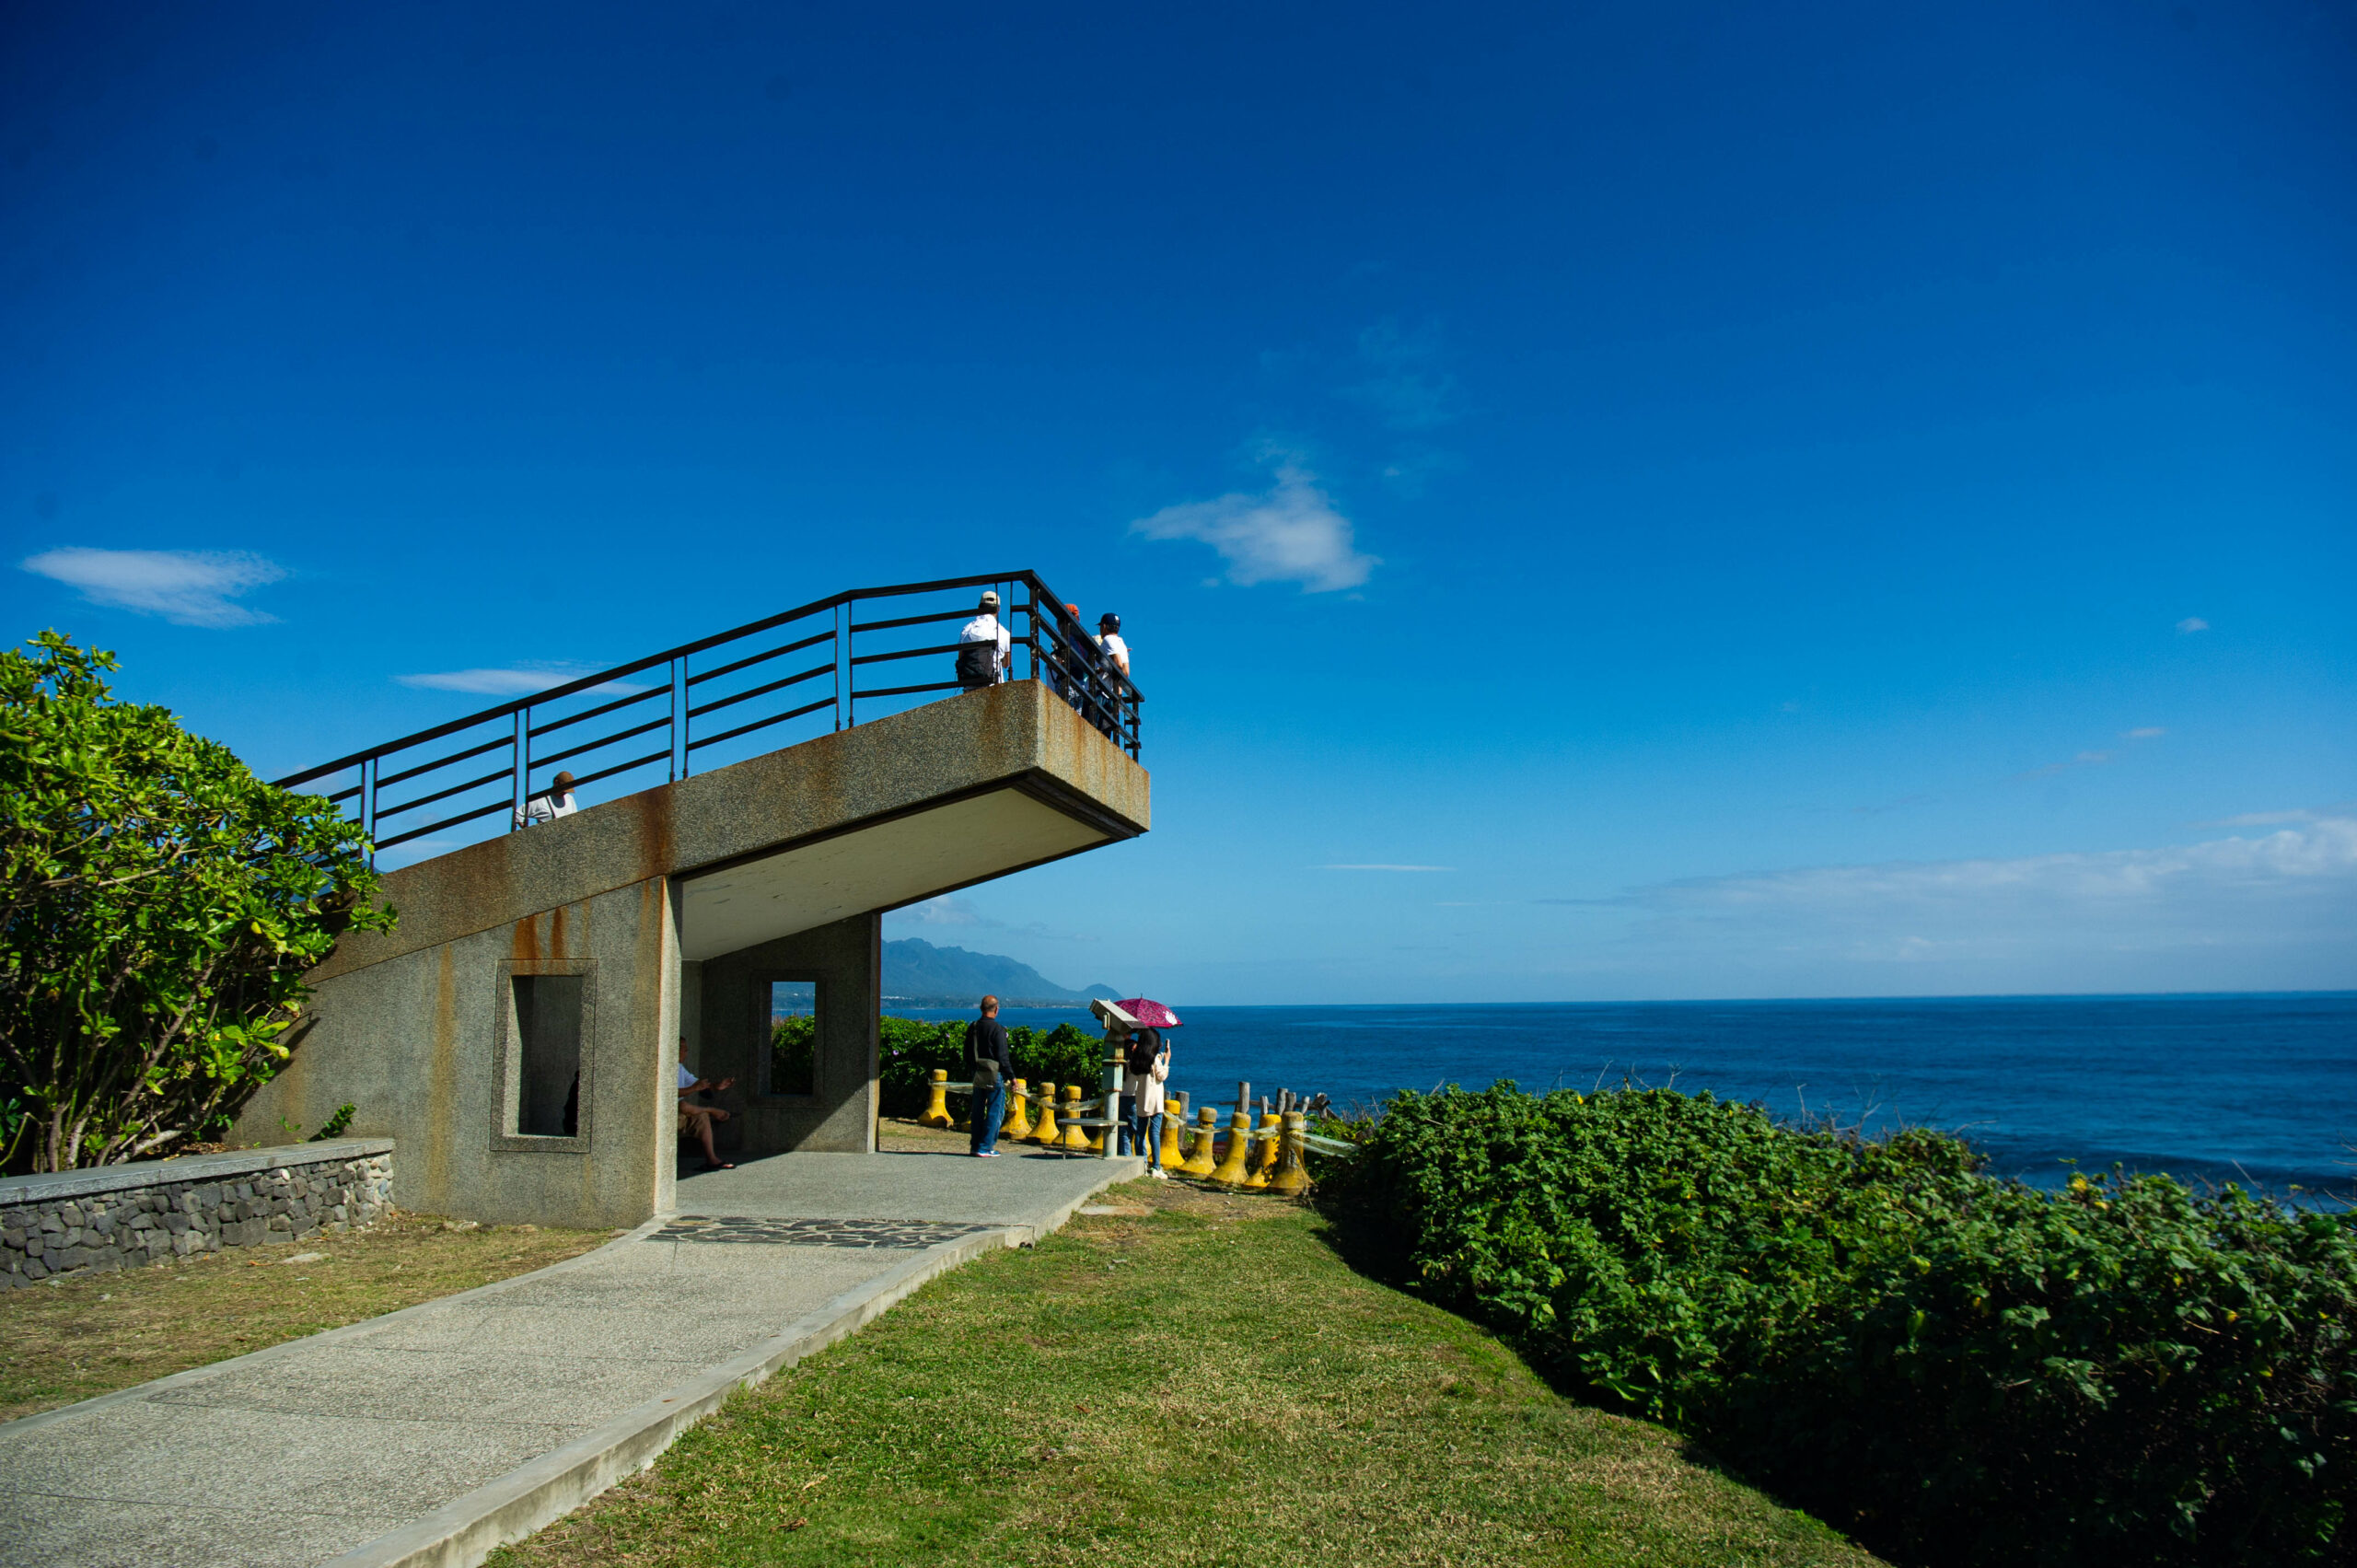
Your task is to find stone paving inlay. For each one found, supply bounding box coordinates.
[648,1214,993,1249]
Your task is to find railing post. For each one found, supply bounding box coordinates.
[669,656,683,782]
[511,708,527,831]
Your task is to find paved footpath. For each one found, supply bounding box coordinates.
[0,1145,1137,1568]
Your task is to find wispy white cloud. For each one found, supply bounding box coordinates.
[1646,819,2357,912]
[890,895,984,926]
[883,894,1098,943]
[396,665,653,697]
[2177,617,2211,633]
[1518,818,2357,993]
[2017,749,2113,780]
[2121,726,2167,740]
[1132,453,1376,592]
[1344,319,1459,432]
[21,547,287,628]
[1318,864,1455,872]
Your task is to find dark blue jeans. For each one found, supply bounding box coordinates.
[970,1078,1007,1156]
[1120,1105,1162,1168]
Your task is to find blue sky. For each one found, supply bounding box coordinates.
[5,1,2352,1003]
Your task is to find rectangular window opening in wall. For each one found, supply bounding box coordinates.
[769,980,817,1098]
[513,974,585,1136]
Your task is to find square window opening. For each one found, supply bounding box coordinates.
[513,974,585,1136]
[769,980,816,1098]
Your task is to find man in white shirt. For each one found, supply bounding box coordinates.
[955,589,1013,692]
[1091,613,1130,738]
[514,770,579,828]
[1095,612,1130,677]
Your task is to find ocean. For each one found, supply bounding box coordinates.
[897,993,2357,1199]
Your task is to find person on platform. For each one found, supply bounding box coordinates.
[1092,613,1130,738]
[1120,1024,1169,1179]
[678,1054,737,1171]
[515,770,579,828]
[955,590,1013,693]
[965,994,1013,1157]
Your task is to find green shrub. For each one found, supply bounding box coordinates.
[1318,1083,2356,1566]
[0,633,392,1171]
[871,1016,1104,1117]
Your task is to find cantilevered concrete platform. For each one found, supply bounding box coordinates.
[0,1148,1141,1568]
[236,679,1148,1231]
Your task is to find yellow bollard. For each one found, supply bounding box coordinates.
[1155,1101,1187,1170]
[1244,1113,1280,1189]
[1058,1085,1092,1152]
[1265,1112,1312,1197]
[1027,1084,1060,1146]
[1208,1109,1255,1187]
[1001,1078,1032,1142]
[1180,1106,1220,1178]
[917,1069,954,1130]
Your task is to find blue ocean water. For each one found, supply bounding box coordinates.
[904,993,2357,1198]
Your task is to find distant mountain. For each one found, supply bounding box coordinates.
[882,938,1121,1008]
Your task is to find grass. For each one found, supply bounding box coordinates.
[490,1174,1885,1568]
[0,1213,610,1423]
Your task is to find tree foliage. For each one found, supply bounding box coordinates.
[1320,1082,2357,1566]
[0,632,393,1172]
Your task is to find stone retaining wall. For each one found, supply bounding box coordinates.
[0,1138,394,1289]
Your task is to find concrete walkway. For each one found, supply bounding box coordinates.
[0,1145,1139,1568]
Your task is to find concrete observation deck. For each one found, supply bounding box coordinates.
[236,679,1149,1232]
[0,1145,1141,1568]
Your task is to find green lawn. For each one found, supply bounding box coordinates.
[492,1177,1883,1568]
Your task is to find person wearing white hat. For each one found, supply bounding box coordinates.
[955,589,1011,692]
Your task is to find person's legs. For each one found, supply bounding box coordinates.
[686,1108,719,1164]
[1142,1109,1162,1171]
[972,1079,1006,1156]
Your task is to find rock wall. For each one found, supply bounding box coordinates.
[0,1138,394,1289]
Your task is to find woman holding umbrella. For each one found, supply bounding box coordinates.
[1102,997,1178,1179]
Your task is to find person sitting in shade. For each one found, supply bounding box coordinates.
[679,1054,737,1171]
[955,589,1013,693]
[515,770,579,828]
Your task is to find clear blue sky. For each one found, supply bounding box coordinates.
[5,2,2351,1003]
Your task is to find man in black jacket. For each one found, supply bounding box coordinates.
[965,994,1013,1157]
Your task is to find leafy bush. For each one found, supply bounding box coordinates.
[873,1016,1103,1116]
[0,633,392,1171]
[1319,1083,2356,1566]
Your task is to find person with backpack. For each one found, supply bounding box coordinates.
[1120,1024,1169,1179]
[955,590,1012,693]
[965,994,1013,1157]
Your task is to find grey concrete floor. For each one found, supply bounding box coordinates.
[0,1146,1136,1568]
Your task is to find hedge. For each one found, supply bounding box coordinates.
[1318,1082,2355,1566]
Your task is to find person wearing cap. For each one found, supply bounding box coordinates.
[1095,612,1130,678]
[515,770,580,828]
[1090,613,1130,738]
[955,589,1012,692]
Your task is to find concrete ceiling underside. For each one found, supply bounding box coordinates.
[678,785,1110,961]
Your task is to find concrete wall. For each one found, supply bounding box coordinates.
[690,913,881,1160]
[235,879,681,1230]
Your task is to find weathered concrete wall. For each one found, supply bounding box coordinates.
[691,913,879,1158]
[0,1140,394,1288]
[234,878,680,1229]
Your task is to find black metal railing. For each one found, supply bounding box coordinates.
[274,571,1143,859]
